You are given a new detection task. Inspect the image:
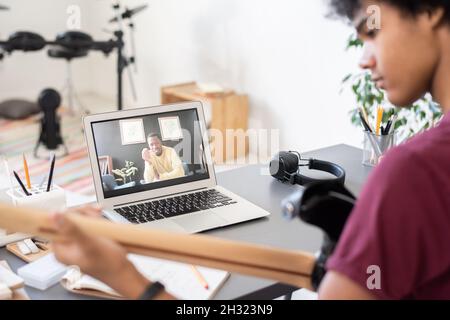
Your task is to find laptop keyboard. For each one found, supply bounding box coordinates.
[114,189,238,224]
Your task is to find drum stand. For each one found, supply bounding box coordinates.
[61,59,88,115]
[112,0,137,110]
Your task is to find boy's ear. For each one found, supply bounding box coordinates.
[427,7,446,29]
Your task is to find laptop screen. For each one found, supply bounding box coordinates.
[90,108,211,199]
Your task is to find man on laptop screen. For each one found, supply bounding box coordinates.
[142,133,185,183]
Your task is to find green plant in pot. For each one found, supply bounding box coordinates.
[343,35,443,143]
[112,160,139,184]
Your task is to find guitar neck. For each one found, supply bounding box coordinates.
[0,203,315,290]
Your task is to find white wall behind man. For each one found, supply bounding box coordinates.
[87,0,364,154]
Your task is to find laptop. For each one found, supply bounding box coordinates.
[83,101,270,233]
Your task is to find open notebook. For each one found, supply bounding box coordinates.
[61,254,229,300]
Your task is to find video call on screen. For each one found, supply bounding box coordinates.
[91,109,210,199]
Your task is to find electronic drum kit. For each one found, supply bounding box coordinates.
[0,2,149,111]
[0,2,148,157]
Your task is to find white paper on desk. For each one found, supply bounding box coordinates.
[129,254,229,300]
[62,254,229,300]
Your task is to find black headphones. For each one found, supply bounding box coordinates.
[270,151,346,186]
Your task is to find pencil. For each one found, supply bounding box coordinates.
[191,265,209,290]
[360,107,374,132]
[376,106,384,136]
[388,115,398,134]
[46,154,56,192]
[38,174,48,188]
[23,153,31,189]
[384,117,393,135]
[13,171,32,196]
[358,111,372,133]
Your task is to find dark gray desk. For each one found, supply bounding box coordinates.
[0,144,372,300]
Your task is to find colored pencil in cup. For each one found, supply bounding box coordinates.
[13,171,32,196]
[46,154,56,192]
[376,106,384,136]
[23,153,31,189]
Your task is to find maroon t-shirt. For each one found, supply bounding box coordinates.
[327,113,450,299]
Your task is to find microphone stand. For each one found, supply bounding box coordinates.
[114,30,125,111]
[112,1,125,111]
[111,0,137,110]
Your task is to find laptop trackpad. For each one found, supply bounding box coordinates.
[174,211,227,233]
[142,219,187,233]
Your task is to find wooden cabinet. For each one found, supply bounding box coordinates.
[161,82,249,164]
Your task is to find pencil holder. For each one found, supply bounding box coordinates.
[6,184,67,212]
[362,131,396,167]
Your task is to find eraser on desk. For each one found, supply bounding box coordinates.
[17,241,31,255]
[17,254,67,290]
[6,241,51,263]
[24,239,39,254]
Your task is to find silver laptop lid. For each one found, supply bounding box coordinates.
[83,101,217,208]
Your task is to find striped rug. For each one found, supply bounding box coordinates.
[0,112,95,196]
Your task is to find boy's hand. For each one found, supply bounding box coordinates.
[51,206,150,299]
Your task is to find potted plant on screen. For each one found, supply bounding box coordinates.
[112,160,139,185]
[342,35,443,144]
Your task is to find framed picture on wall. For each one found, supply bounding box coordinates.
[119,118,146,145]
[158,116,183,141]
